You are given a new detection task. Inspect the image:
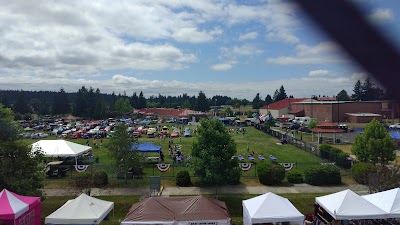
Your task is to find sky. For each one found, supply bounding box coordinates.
[1,0,400,100]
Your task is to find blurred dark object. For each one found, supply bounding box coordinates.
[295,0,400,100]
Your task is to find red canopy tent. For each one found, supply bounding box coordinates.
[0,189,41,225]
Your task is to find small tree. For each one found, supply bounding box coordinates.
[191,119,240,185]
[257,161,285,185]
[352,119,396,165]
[308,118,318,129]
[107,124,143,184]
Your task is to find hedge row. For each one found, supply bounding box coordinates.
[319,144,351,169]
[304,164,341,185]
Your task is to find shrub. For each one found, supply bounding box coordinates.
[319,144,351,169]
[257,161,285,185]
[72,173,93,189]
[287,170,303,184]
[304,165,341,185]
[176,171,191,187]
[93,171,109,187]
[351,162,376,185]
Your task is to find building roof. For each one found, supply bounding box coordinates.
[136,108,207,118]
[318,97,337,101]
[260,98,308,110]
[317,121,339,128]
[311,128,345,133]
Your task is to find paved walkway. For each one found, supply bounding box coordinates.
[42,183,369,197]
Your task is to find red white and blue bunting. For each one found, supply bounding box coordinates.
[156,163,171,172]
[239,163,252,172]
[74,165,89,172]
[278,163,295,171]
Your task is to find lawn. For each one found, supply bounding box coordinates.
[27,125,324,188]
[41,193,326,225]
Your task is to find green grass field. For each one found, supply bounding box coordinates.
[27,125,324,188]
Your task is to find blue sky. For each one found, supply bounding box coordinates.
[0,0,399,100]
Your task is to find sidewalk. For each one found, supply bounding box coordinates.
[42,183,369,197]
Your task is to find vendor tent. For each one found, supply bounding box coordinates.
[362,188,400,217]
[316,189,388,220]
[121,196,231,225]
[131,142,161,153]
[0,189,41,225]
[45,193,114,224]
[242,192,304,225]
[31,140,91,157]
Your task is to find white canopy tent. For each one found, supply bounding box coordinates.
[362,188,400,217]
[45,193,114,224]
[242,192,304,225]
[316,189,388,220]
[31,140,91,165]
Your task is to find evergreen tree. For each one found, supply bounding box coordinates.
[93,100,106,119]
[194,91,210,112]
[252,93,263,109]
[182,99,191,109]
[273,89,280,102]
[52,88,69,115]
[362,77,374,101]
[336,90,350,101]
[264,94,273,105]
[14,90,30,114]
[0,95,11,108]
[352,80,363,100]
[73,86,89,117]
[137,91,147,109]
[277,85,288,101]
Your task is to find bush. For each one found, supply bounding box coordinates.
[257,161,285,185]
[287,170,303,184]
[72,173,93,189]
[176,171,191,187]
[351,162,376,185]
[71,171,109,188]
[304,165,341,185]
[319,144,351,169]
[93,171,108,187]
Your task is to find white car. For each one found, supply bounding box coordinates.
[389,123,400,129]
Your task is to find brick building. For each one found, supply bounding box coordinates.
[259,98,309,118]
[290,100,400,123]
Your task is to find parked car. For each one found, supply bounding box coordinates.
[183,128,191,137]
[389,123,400,129]
[31,132,49,139]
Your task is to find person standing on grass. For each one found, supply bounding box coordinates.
[100,138,103,147]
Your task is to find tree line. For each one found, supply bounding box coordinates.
[0,88,249,119]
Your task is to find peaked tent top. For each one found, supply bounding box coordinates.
[363,188,400,215]
[45,193,114,224]
[0,189,40,220]
[243,192,304,223]
[32,140,91,157]
[316,189,388,220]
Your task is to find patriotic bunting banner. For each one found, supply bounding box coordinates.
[278,163,295,171]
[156,163,171,172]
[321,162,336,165]
[239,163,252,172]
[74,165,89,172]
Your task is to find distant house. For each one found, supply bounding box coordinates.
[259,98,309,119]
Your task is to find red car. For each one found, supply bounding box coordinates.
[72,131,83,139]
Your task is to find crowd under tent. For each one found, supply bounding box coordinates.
[45,193,114,225]
[242,192,304,225]
[362,187,400,217]
[31,140,91,165]
[0,189,41,225]
[315,189,388,221]
[121,195,231,225]
[131,142,162,153]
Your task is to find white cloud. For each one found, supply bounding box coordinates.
[221,45,263,58]
[267,42,347,65]
[173,27,223,43]
[210,62,236,71]
[368,8,394,24]
[239,32,258,41]
[308,70,330,77]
